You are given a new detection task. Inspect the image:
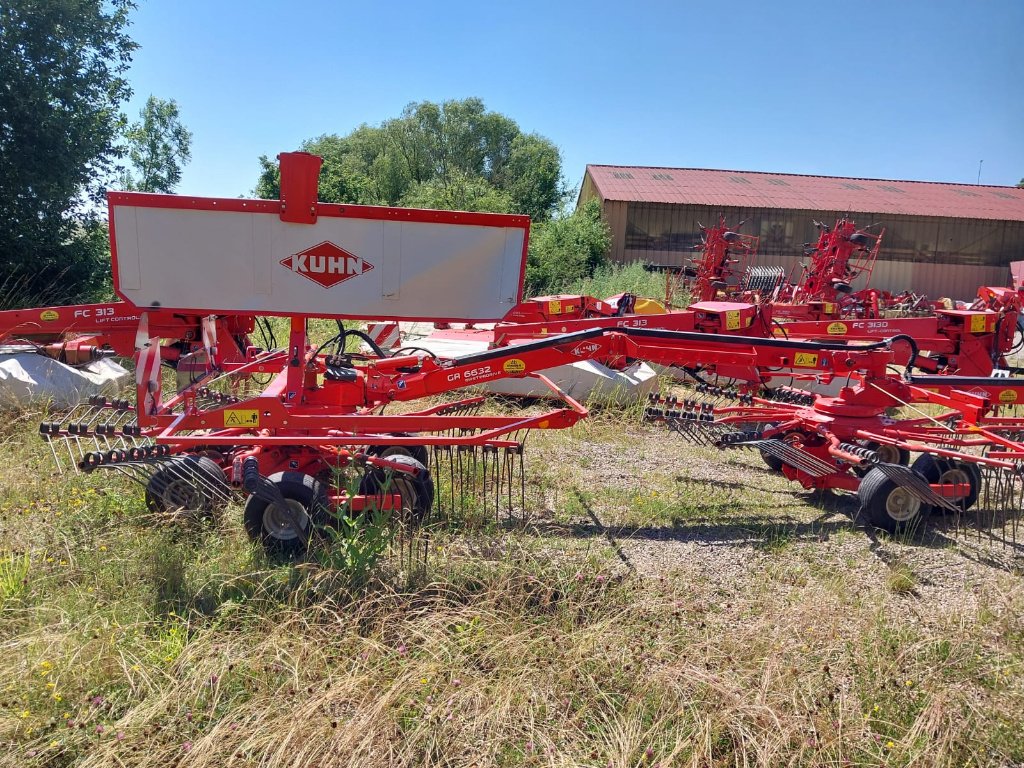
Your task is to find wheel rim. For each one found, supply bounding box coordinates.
[158,478,204,512]
[390,477,417,517]
[885,487,921,522]
[938,468,971,509]
[262,499,309,541]
[875,445,902,464]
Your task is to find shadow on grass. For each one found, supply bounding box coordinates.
[548,487,1024,575]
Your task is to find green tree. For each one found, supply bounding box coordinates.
[254,98,564,220]
[0,0,137,304]
[525,199,612,295]
[120,96,192,193]
[400,171,514,213]
[1017,178,1023,188]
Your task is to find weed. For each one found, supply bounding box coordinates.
[0,550,30,603]
[886,561,918,595]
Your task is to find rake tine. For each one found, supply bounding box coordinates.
[433,446,443,518]
[492,446,501,522]
[44,435,65,475]
[470,444,478,513]
[503,447,513,524]
[446,445,455,518]
[457,443,467,518]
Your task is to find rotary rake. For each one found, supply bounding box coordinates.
[646,350,1024,559]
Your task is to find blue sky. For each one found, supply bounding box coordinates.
[122,0,1024,200]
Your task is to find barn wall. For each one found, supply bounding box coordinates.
[607,201,1022,301]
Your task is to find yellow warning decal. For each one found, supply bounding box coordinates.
[548,300,562,314]
[794,353,819,367]
[503,358,526,374]
[999,389,1018,403]
[970,314,987,333]
[823,302,835,315]
[725,310,741,330]
[827,322,848,335]
[224,409,260,428]
[564,304,575,313]
[40,310,59,322]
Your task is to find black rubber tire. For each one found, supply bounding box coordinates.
[760,449,784,472]
[723,231,741,242]
[145,455,229,517]
[682,266,698,278]
[858,466,925,533]
[910,453,981,513]
[849,233,871,246]
[710,280,728,291]
[358,455,434,525]
[833,281,853,294]
[366,442,429,467]
[759,429,799,473]
[243,472,330,556]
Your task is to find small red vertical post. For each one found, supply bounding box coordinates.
[278,152,323,224]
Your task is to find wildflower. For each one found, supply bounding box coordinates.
[872,705,880,712]
[92,696,105,707]
[420,678,428,685]
[397,645,408,656]
[904,679,914,687]
[99,545,107,552]
[53,693,62,702]
[886,740,895,749]
[49,741,59,748]
[525,741,534,753]
[451,679,461,687]
[46,682,56,689]
[208,674,219,686]
[20,710,30,719]
[182,741,192,752]
[116,732,125,741]
[596,574,607,584]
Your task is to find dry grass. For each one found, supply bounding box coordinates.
[1,402,1023,768]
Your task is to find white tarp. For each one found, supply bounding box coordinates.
[0,348,129,408]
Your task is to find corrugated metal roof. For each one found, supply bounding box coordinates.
[585,166,1024,221]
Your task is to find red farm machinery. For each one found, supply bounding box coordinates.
[14,152,1024,559]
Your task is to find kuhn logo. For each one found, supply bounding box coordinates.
[571,341,602,357]
[279,241,373,288]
